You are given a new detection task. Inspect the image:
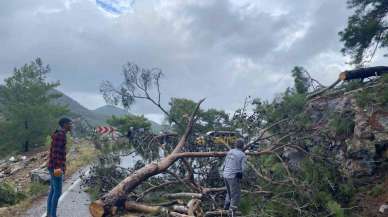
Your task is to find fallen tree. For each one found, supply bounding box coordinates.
[91,62,344,216]
[90,99,205,217]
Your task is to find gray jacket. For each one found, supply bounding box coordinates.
[223,148,246,179]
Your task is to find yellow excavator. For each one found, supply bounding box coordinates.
[195,131,242,147]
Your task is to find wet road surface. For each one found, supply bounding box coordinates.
[22,168,91,217]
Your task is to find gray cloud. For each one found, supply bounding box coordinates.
[0,0,361,120]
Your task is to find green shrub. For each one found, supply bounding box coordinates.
[327,200,345,217]
[328,112,355,137]
[382,73,388,84]
[369,184,384,197]
[376,86,388,105]
[355,78,388,107]
[27,182,48,197]
[239,195,258,215]
[344,80,363,92]
[338,181,355,203]
[0,182,26,207]
[85,186,100,201]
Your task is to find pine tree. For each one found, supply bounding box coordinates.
[0,58,68,153]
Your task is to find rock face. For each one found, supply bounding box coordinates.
[305,86,388,178]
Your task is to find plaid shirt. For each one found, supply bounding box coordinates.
[48,128,67,173]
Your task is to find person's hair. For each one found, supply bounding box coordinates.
[234,138,245,150]
[59,117,72,128]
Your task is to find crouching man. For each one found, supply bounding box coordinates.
[223,138,246,215]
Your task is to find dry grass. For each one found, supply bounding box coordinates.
[65,139,99,177]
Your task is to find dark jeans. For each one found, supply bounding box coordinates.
[47,169,63,217]
[224,177,241,211]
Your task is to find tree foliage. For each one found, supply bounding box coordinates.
[168,98,231,135]
[94,62,364,216]
[339,0,388,65]
[107,114,151,135]
[0,58,68,153]
[292,66,310,94]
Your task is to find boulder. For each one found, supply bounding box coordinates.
[30,168,50,183]
[8,156,17,162]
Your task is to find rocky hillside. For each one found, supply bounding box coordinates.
[305,80,388,178]
[302,78,388,216]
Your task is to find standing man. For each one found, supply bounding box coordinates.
[223,138,246,215]
[47,117,72,217]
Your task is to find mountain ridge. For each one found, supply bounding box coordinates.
[53,90,161,132]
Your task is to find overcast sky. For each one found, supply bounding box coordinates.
[0,0,385,123]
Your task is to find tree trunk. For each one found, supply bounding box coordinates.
[340,66,388,81]
[170,212,194,217]
[187,199,203,216]
[172,205,189,214]
[24,120,29,152]
[124,201,162,214]
[164,193,203,199]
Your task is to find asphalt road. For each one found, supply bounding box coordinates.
[22,168,92,217]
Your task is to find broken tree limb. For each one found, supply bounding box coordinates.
[181,159,202,192]
[307,79,341,99]
[164,170,200,193]
[244,118,288,150]
[205,210,241,217]
[172,205,189,214]
[136,181,180,201]
[89,99,205,217]
[202,187,272,196]
[170,212,194,217]
[174,150,273,158]
[164,193,203,199]
[124,201,162,214]
[151,200,182,207]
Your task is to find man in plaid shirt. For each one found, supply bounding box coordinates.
[46,117,72,217]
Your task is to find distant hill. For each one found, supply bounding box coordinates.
[0,89,161,131]
[53,90,107,126]
[53,91,161,132]
[93,105,162,133]
[93,105,129,117]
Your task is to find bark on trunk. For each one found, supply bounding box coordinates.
[170,212,194,217]
[187,199,203,216]
[340,66,388,81]
[172,205,189,214]
[124,201,162,214]
[164,193,203,199]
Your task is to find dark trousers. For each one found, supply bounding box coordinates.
[224,177,241,211]
[47,169,63,217]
